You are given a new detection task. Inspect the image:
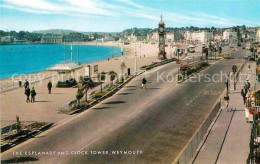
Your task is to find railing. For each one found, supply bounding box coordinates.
[173,99,222,164]
[0,72,57,93]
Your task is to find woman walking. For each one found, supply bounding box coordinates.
[224,93,230,111]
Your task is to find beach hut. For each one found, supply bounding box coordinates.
[47,62,82,86]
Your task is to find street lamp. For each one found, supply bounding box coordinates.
[134,31,137,76]
[232,65,237,90]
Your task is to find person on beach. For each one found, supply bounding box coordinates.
[24,79,29,93]
[224,93,230,111]
[141,77,147,90]
[30,87,36,102]
[241,86,247,105]
[25,87,31,103]
[47,80,52,94]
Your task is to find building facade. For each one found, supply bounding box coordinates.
[223,29,237,43]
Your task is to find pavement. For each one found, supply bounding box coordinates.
[1,48,245,163]
[193,60,255,164]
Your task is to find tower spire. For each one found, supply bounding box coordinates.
[160,14,163,20]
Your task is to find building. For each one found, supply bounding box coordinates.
[173,31,184,42]
[41,33,88,43]
[257,28,260,42]
[166,32,174,42]
[63,33,87,42]
[242,31,257,42]
[223,29,237,43]
[41,34,63,43]
[151,31,158,42]
[185,30,213,43]
[0,36,14,44]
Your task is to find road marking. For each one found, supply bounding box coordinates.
[79,138,100,151]
[110,122,124,131]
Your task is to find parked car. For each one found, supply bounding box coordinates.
[180,64,189,70]
[56,78,77,88]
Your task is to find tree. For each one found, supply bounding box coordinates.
[98,72,106,93]
[109,71,117,85]
[76,89,84,105]
[77,76,94,103]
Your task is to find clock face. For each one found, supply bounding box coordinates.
[159,27,164,32]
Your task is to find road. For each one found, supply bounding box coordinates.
[1,48,245,164]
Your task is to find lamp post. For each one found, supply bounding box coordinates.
[232,65,237,90]
[134,32,137,76]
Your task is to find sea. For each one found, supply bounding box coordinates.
[0,44,122,79]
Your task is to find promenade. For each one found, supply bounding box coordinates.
[193,60,255,164]
[0,55,159,129]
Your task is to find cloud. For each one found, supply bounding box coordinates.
[1,0,258,29]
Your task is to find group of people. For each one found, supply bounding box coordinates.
[23,80,53,103]
[224,65,252,111]
[24,80,36,103]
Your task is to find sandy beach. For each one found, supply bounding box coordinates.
[0,42,164,92]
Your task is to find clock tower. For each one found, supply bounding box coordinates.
[158,15,166,60]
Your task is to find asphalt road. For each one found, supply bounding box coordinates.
[1,48,245,164]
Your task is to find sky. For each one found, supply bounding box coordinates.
[0,0,259,32]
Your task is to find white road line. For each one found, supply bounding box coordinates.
[131,110,143,118]
[127,112,135,117]
[79,138,100,151]
[110,122,124,131]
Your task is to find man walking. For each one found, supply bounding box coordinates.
[30,87,36,102]
[141,77,147,90]
[24,79,29,94]
[224,93,230,111]
[245,80,251,90]
[241,86,247,105]
[225,78,229,93]
[47,80,52,94]
[25,87,30,103]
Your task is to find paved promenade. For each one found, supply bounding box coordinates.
[194,61,255,164]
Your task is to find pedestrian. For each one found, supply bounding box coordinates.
[24,79,29,94]
[224,93,230,111]
[47,80,52,94]
[248,65,251,75]
[19,81,22,87]
[241,86,247,105]
[141,77,147,89]
[30,87,36,102]
[245,80,251,90]
[25,87,30,103]
[225,78,229,93]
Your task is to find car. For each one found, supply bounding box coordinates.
[180,64,189,70]
[56,78,77,88]
[244,55,253,60]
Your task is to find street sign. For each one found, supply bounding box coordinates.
[176,59,181,64]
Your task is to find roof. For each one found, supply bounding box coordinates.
[47,62,82,71]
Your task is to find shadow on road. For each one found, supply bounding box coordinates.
[117,93,133,95]
[93,107,114,110]
[126,86,136,88]
[34,100,53,102]
[146,88,160,90]
[124,89,135,91]
[103,101,126,104]
[2,156,39,163]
